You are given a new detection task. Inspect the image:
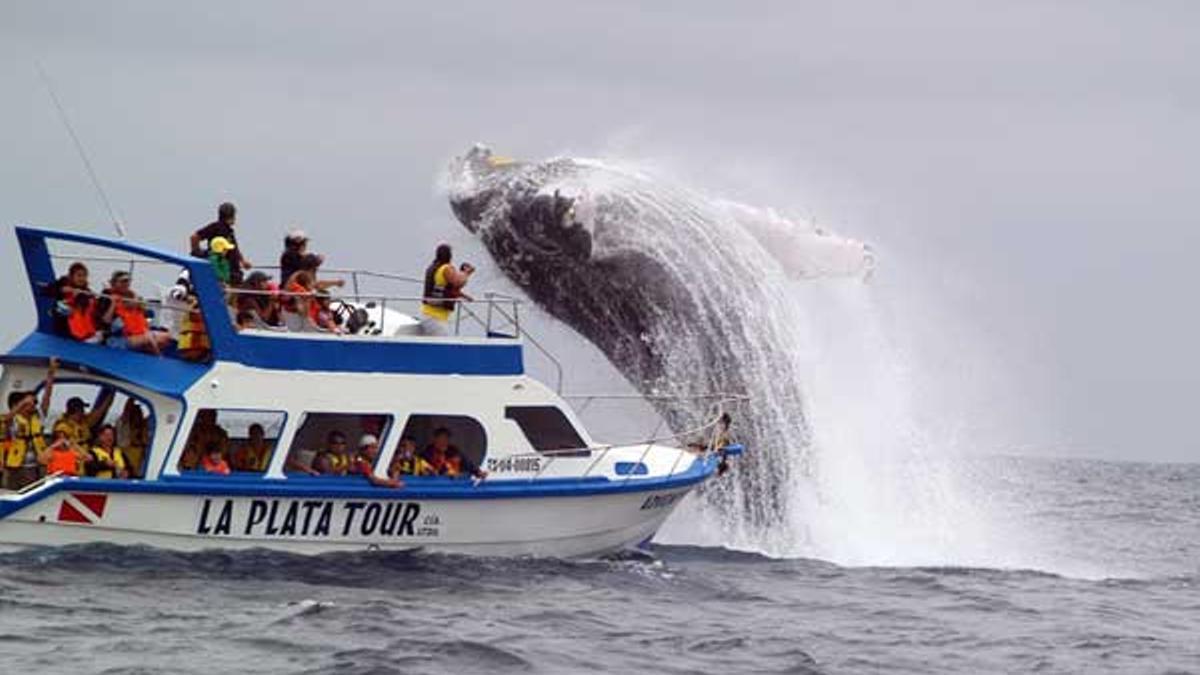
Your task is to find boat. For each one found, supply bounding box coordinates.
[0,225,744,557]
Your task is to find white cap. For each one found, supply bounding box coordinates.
[286,228,308,242]
[359,434,379,448]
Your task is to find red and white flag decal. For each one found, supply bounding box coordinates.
[57,493,108,525]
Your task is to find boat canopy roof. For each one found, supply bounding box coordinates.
[10,225,525,380]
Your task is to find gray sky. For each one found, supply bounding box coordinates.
[1,1,1197,461]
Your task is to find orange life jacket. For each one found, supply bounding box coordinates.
[201,455,230,475]
[112,294,149,336]
[64,289,97,340]
[47,448,80,476]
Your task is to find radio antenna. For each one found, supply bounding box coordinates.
[35,61,127,239]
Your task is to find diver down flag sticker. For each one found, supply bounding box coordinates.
[57,493,108,524]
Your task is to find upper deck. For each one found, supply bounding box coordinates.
[8,226,530,389]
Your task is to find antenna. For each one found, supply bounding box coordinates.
[35,61,127,239]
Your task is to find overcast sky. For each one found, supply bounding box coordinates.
[1,1,1197,462]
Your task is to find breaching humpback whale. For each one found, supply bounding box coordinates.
[446,145,873,540]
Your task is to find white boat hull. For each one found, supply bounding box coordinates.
[0,476,701,558]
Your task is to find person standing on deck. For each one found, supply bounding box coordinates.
[419,244,474,336]
[3,358,58,489]
[190,202,251,286]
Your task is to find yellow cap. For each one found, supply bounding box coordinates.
[209,236,236,254]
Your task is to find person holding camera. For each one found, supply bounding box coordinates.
[419,243,475,336]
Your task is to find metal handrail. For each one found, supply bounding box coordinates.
[526,393,747,482]
[46,252,570,389]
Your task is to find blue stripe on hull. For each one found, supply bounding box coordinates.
[0,457,714,521]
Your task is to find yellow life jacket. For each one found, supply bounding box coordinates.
[54,417,92,447]
[6,413,45,469]
[420,263,454,321]
[392,454,432,476]
[89,445,127,479]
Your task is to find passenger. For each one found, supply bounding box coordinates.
[4,358,57,490]
[116,399,149,478]
[85,424,130,479]
[235,271,282,328]
[311,431,351,475]
[312,291,344,334]
[100,271,174,355]
[234,311,256,331]
[419,244,475,336]
[180,409,229,470]
[49,262,100,342]
[190,201,250,286]
[201,441,231,475]
[40,429,90,477]
[389,436,433,478]
[284,450,320,476]
[231,423,271,472]
[176,292,211,361]
[282,270,343,331]
[207,237,238,285]
[348,434,402,488]
[422,427,487,480]
[279,229,324,288]
[52,388,114,448]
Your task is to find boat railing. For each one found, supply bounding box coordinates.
[46,252,566,390]
[524,393,749,482]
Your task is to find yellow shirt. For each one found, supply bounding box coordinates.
[420,264,453,322]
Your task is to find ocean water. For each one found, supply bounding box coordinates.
[1,456,1197,675]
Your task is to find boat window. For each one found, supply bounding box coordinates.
[284,413,392,475]
[177,408,285,474]
[505,406,586,453]
[40,380,155,479]
[398,414,487,469]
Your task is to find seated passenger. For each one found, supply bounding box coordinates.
[235,271,282,328]
[201,441,231,475]
[282,271,344,332]
[49,262,100,342]
[231,423,271,472]
[100,271,174,355]
[85,424,130,479]
[180,409,229,471]
[348,434,401,488]
[284,449,320,476]
[176,292,211,362]
[311,431,351,476]
[116,399,150,479]
[312,291,344,334]
[40,429,91,477]
[389,436,433,478]
[423,428,487,480]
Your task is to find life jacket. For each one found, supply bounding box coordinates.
[391,454,431,476]
[112,293,149,337]
[63,288,98,340]
[90,445,127,479]
[443,452,463,477]
[46,447,80,476]
[201,454,230,475]
[232,445,266,472]
[313,450,349,475]
[178,308,210,352]
[421,262,455,316]
[54,417,92,447]
[6,413,45,469]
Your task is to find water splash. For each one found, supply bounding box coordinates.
[447,150,1032,569]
